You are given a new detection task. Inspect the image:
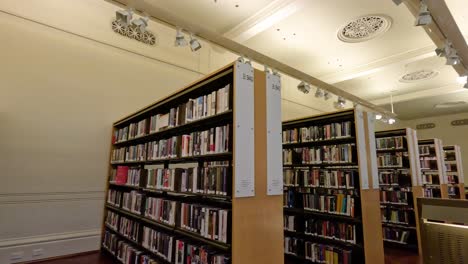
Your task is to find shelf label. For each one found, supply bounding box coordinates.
[266,72,283,196]
[234,61,255,198]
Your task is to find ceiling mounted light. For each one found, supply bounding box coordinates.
[334,96,346,109]
[388,118,396,125]
[392,0,403,5]
[415,2,432,26]
[297,81,311,94]
[435,47,445,57]
[131,16,149,32]
[175,28,187,47]
[446,52,460,66]
[116,8,133,26]
[314,88,324,98]
[189,33,202,52]
[323,91,332,100]
[375,114,383,120]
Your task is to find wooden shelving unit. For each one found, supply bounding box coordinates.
[443,145,465,200]
[101,61,284,264]
[375,128,422,254]
[282,109,384,264]
[418,139,448,198]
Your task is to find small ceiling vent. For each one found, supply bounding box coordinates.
[400,70,439,83]
[338,15,392,43]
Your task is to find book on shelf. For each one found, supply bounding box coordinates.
[304,242,352,264]
[141,226,174,262]
[180,125,231,157]
[304,218,357,244]
[112,148,126,163]
[419,145,432,155]
[284,215,296,232]
[128,119,149,140]
[284,236,300,256]
[283,189,295,208]
[282,121,353,144]
[119,216,140,242]
[179,203,229,243]
[105,211,120,231]
[111,166,141,186]
[382,227,410,244]
[380,190,409,205]
[122,191,143,215]
[126,144,148,162]
[175,239,229,264]
[113,127,129,144]
[145,197,177,226]
[377,153,403,168]
[375,136,404,150]
[284,168,357,189]
[147,136,180,160]
[423,188,441,198]
[420,156,438,169]
[108,189,122,207]
[381,208,409,225]
[104,231,159,264]
[303,192,355,217]
[282,144,355,165]
[378,170,411,186]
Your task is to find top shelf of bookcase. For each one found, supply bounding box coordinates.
[375,129,407,138]
[282,109,355,129]
[113,64,234,128]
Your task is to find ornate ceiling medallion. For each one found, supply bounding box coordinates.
[399,70,439,83]
[338,15,392,43]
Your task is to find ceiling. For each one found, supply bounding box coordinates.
[126,0,468,120]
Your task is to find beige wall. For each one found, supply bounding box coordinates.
[376,113,468,183]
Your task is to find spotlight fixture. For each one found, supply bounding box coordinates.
[314,88,324,98]
[334,96,346,109]
[446,52,461,65]
[115,8,133,26]
[392,0,403,5]
[297,81,311,94]
[112,9,156,45]
[175,28,187,47]
[415,2,432,26]
[323,91,332,100]
[131,16,149,32]
[189,33,202,52]
[388,118,396,125]
[435,47,445,57]
[375,114,383,120]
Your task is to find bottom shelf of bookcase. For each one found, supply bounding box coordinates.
[383,239,418,251]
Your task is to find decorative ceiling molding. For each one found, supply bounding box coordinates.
[371,83,465,105]
[319,45,436,84]
[337,15,392,43]
[222,0,305,43]
[399,69,439,83]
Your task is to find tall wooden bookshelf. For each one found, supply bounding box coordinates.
[282,108,384,264]
[418,139,448,198]
[443,145,465,200]
[375,128,422,254]
[100,61,284,264]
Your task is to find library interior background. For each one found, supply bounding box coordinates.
[2,0,468,264]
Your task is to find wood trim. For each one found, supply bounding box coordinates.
[412,186,424,255]
[19,250,99,264]
[231,69,284,264]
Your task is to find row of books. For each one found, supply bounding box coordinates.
[145,197,177,226]
[283,144,355,165]
[305,242,352,264]
[282,121,353,144]
[380,191,409,205]
[111,124,231,163]
[381,209,409,225]
[420,157,437,169]
[419,145,432,155]
[147,162,230,196]
[284,215,296,231]
[108,189,123,207]
[141,226,173,261]
[123,191,143,215]
[106,211,120,230]
[303,193,355,217]
[180,126,230,157]
[379,170,410,186]
[422,173,440,185]
[103,231,159,264]
[383,227,410,244]
[375,136,404,150]
[111,167,141,186]
[175,240,229,264]
[447,174,459,184]
[112,85,231,144]
[377,153,403,168]
[180,203,229,243]
[284,236,299,256]
[283,168,357,189]
[423,188,441,198]
[304,219,357,244]
[120,216,140,242]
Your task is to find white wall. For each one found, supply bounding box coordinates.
[376,113,468,183]
[0,1,208,262]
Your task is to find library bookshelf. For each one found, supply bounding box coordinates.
[418,139,448,199]
[101,61,284,264]
[443,145,465,200]
[282,108,384,264]
[375,128,422,254]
